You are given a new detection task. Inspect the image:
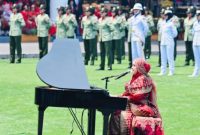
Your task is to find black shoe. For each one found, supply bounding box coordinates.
[16,61,21,64]
[184,62,189,66]
[107,67,112,70]
[10,61,14,64]
[84,61,88,65]
[117,61,121,64]
[96,67,104,70]
[156,64,161,67]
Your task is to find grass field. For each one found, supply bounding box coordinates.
[0,56,200,135]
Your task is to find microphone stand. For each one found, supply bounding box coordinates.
[100,74,119,135]
[101,75,118,89]
[100,71,129,135]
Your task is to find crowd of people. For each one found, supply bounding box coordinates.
[4,1,200,134]
[2,0,200,78]
[0,0,46,35]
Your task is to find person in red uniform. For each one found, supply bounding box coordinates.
[109,58,164,135]
[26,4,38,33]
[21,4,30,33]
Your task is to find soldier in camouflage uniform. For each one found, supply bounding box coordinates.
[35,5,50,59]
[9,4,25,63]
[168,7,180,60]
[157,8,166,67]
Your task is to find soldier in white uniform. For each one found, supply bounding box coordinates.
[189,10,200,77]
[157,8,165,67]
[158,10,178,76]
[130,3,148,61]
[168,7,180,60]
[184,7,196,66]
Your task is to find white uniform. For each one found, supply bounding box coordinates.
[160,19,178,75]
[191,21,200,77]
[157,18,165,42]
[130,14,148,61]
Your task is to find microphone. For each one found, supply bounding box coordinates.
[115,71,130,80]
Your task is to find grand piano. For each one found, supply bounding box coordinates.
[35,39,127,135]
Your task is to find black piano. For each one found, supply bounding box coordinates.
[34,39,128,135]
[35,86,127,135]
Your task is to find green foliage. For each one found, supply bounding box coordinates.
[0,56,199,135]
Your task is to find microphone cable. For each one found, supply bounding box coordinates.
[81,109,86,133]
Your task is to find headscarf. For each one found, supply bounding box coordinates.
[133,58,151,77]
[130,58,151,83]
[130,58,161,117]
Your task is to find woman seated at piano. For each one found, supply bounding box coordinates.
[109,58,164,135]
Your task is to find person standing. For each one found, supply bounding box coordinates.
[157,8,165,67]
[158,9,178,76]
[97,8,113,70]
[117,6,126,60]
[92,6,98,61]
[63,5,78,39]
[183,7,196,66]
[189,10,200,77]
[111,7,123,64]
[9,4,25,63]
[130,3,148,62]
[98,8,113,70]
[127,8,134,68]
[168,7,180,60]
[35,4,50,59]
[55,6,66,39]
[143,6,154,59]
[81,6,98,65]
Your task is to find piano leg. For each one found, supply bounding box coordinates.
[102,111,111,135]
[88,109,96,135]
[38,106,47,135]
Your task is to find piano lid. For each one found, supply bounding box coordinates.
[36,38,90,89]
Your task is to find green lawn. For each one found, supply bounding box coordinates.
[0,56,200,135]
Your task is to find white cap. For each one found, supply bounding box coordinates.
[133,3,143,10]
[196,10,200,15]
[164,9,172,15]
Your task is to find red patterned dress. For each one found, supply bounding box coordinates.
[109,72,164,135]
